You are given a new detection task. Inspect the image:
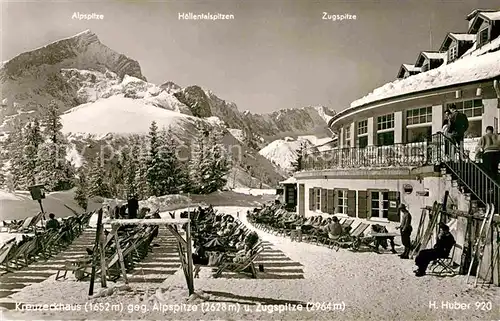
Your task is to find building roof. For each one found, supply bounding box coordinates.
[415,51,446,67]
[480,11,500,21]
[466,9,497,21]
[329,42,500,121]
[450,33,477,42]
[440,33,476,51]
[280,177,297,185]
[397,64,421,78]
[468,11,500,33]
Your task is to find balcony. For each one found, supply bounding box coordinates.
[301,142,429,171]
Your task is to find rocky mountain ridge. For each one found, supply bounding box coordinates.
[1,30,335,142]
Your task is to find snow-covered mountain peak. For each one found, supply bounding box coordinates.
[160,81,182,93]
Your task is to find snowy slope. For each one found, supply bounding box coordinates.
[228,128,244,143]
[258,138,314,170]
[61,96,196,135]
[351,38,500,108]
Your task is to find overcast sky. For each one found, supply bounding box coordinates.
[2,0,499,114]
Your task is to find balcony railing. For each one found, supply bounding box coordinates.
[301,142,428,171]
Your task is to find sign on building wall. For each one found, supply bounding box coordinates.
[403,184,413,195]
[389,201,397,208]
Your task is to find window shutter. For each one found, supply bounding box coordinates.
[333,190,339,213]
[309,188,314,210]
[387,191,401,222]
[347,190,356,217]
[321,188,328,213]
[327,189,335,214]
[357,190,368,218]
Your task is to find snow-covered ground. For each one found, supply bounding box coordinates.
[3,206,498,320]
[232,188,276,196]
[61,96,197,135]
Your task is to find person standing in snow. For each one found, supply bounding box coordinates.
[396,204,412,259]
[475,126,500,182]
[447,104,469,160]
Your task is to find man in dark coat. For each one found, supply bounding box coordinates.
[448,104,469,160]
[127,196,139,219]
[396,204,412,259]
[414,223,455,277]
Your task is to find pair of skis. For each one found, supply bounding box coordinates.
[466,203,496,286]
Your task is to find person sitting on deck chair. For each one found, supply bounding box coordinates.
[367,224,397,254]
[414,222,455,277]
[326,216,343,240]
[45,213,60,230]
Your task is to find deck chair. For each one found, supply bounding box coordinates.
[341,218,354,228]
[7,236,41,268]
[0,239,19,272]
[331,223,370,251]
[213,246,264,279]
[429,244,461,276]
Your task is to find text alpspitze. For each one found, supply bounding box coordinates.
[72,12,104,20]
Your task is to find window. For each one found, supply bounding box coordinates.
[448,44,458,62]
[479,27,489,46]
[407,126,431,143]
[316,188,321,211]
[422,62,430,72]
[406,107,432,143]
[406,107,432,126]
[370,191,389,219]
[446,100,483,118]
[377,113,394,131]
[287,187,296,206]
[358,136,368,148]
[343,126,351,147]
[337,190,348,214]
[377,131,394,146]
[357,120,368,147]
[357,120,368,136]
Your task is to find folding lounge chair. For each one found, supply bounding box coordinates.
[0,239,19,272]
[429,244,461,276]
[213,246,264,279]
[331,223,371,251]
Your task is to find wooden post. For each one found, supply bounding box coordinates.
[89,208,103,296]
[113,226,129,284]
[186,219,194,295]
[99,226,107,288]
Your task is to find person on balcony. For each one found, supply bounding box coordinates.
[442,110,451,159]
[448,104,469,161]
[414,223,455,277]
[395,204,412,259]
[475,126,500,182]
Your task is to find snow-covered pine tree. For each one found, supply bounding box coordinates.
[88,156,111,198]
[74,166,89,211]
[134,138,149,200]
[160,127,187,194]
[146,121,168,197]
[36,101,73,191]
[19,121,38,187]
[6,119,25,189]
[204,125,231,193]
[188,121,211,193]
